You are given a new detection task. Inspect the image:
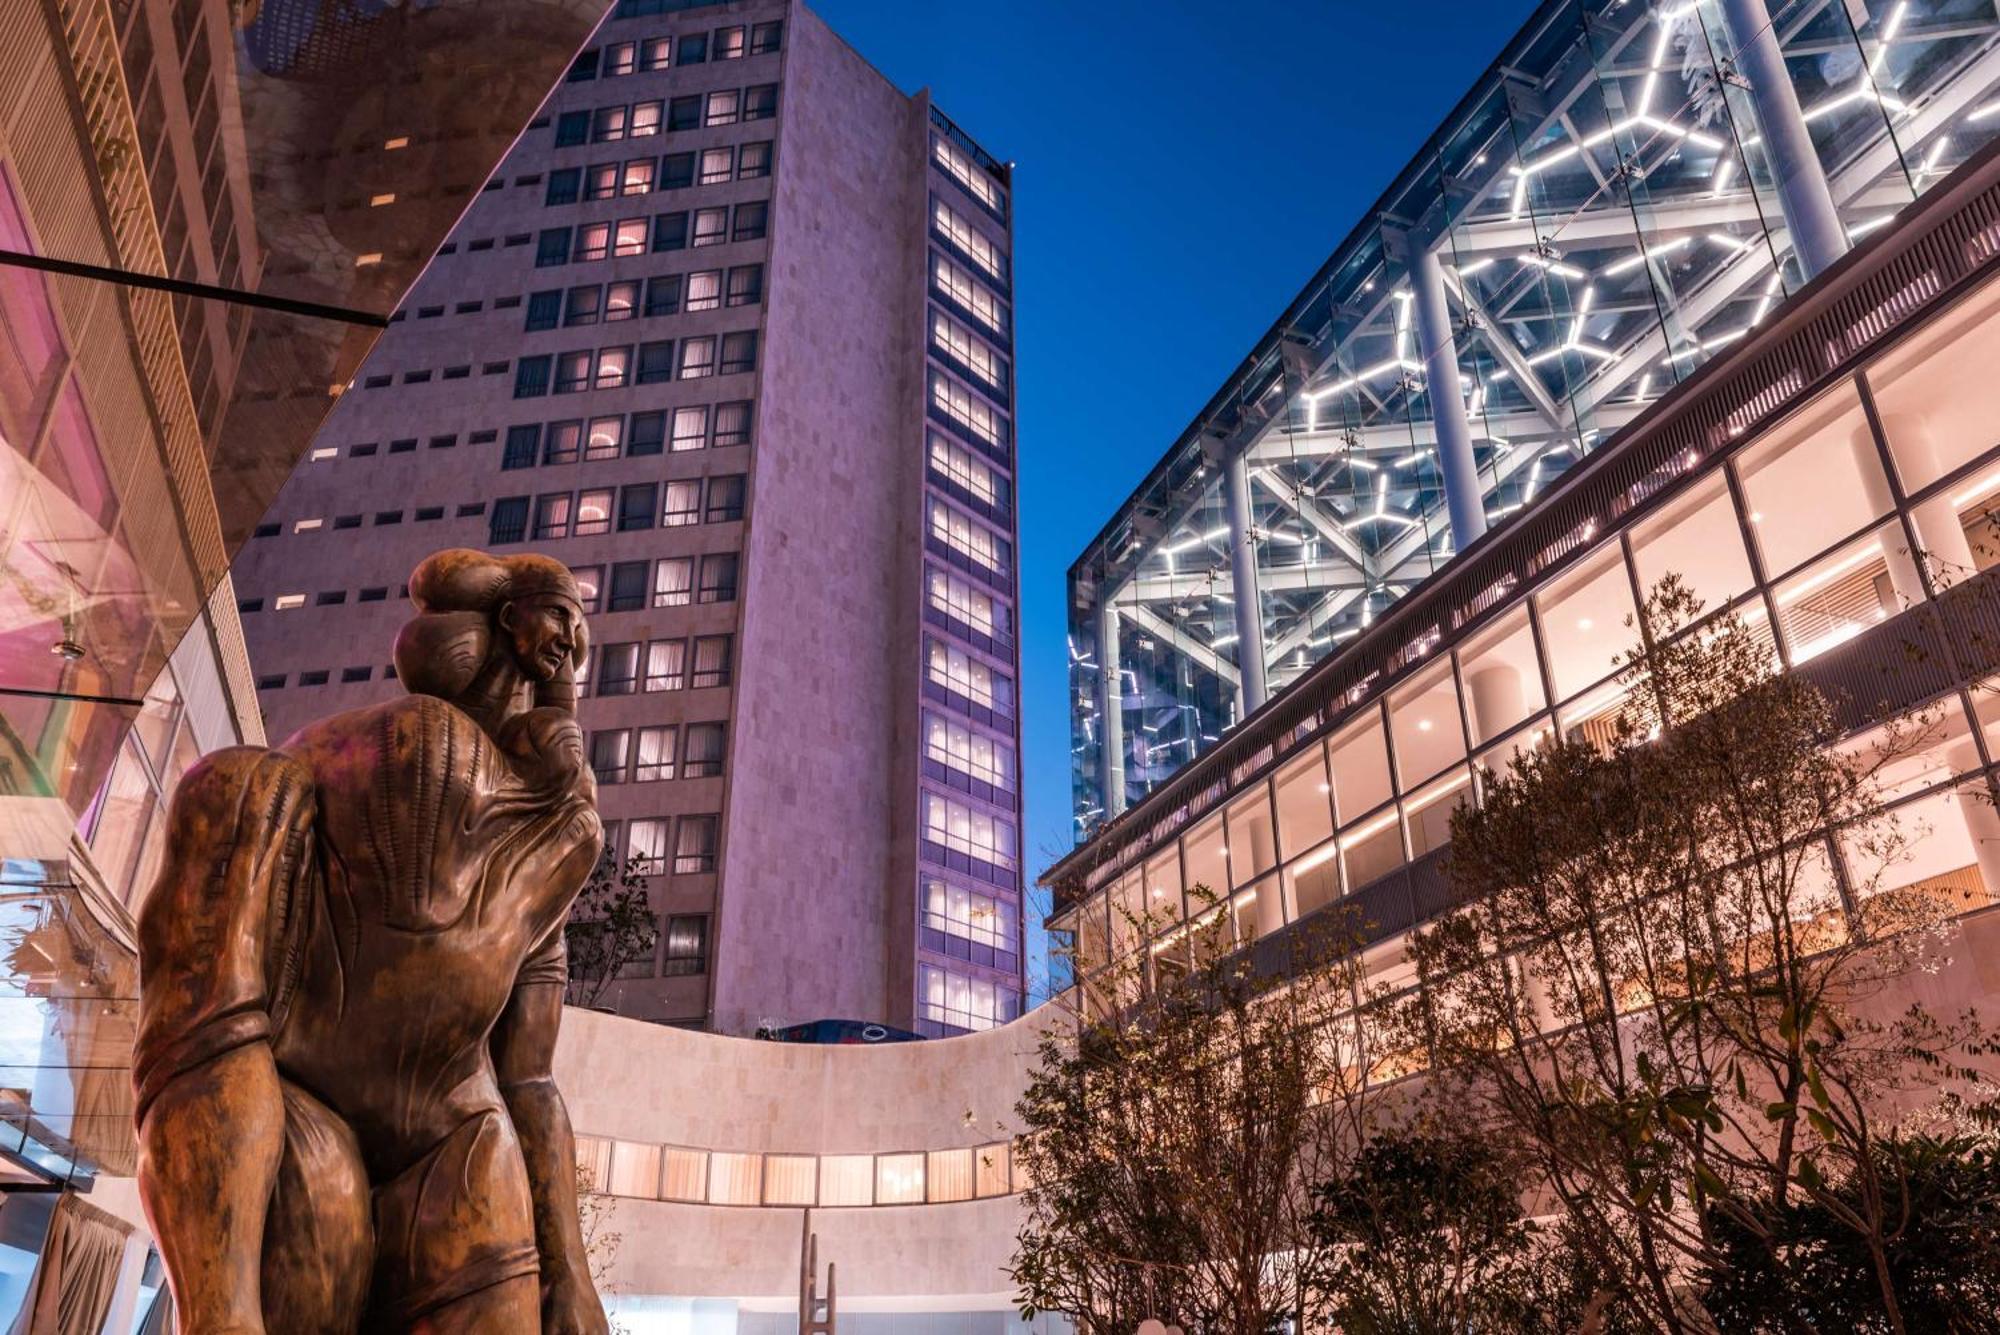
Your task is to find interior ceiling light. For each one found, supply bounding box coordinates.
[1869,2,1909,78]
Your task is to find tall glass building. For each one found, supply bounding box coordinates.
[1069,0,2000,835]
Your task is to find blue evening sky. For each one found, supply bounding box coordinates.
[808,0,1532,993]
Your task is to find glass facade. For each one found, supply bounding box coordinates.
[1051,151,2000,1011]
[1071,0,2000,835]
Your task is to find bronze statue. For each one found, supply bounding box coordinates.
[132,549,610,1334]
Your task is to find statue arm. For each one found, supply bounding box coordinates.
[133,748,310,1335]
[493,929,608,1335]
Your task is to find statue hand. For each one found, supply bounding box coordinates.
[543,1272,611,1335]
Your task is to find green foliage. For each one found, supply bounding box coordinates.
[1701,1134,2000,1333]
[563,853,659,1009]
[1307,1119,1559,1334]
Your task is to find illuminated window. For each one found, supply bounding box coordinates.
[921,791,1015,868]
[875,1153,925,1206]
[932,199,1004,280]
[932,135,1002,214]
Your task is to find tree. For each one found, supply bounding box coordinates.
[1011,897,1372,1335]
[1307,1114,1572,1334]
[575,1160,629,1335]
[1405,576,1993,1332]
[1701,1132,2000,1333]
[564,852,659,1009]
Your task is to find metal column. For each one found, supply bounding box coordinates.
[1719,0,1848,280]
[1410,243,1488,551]
[1097,602,1127,818]
[1222,454,1270,715]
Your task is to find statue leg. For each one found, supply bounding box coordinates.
[368,1108,541,1332]
[408,1276,541,1334]
[261,1079,373,1334]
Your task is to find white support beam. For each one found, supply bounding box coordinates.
[1115,603,1242,686]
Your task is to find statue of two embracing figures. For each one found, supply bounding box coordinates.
[132,549,613,1334]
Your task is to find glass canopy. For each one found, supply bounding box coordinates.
[1071,0,2000,838]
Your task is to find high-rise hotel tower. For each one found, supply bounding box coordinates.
[232,0,1027,1036]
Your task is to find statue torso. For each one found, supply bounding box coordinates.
[265,694,600,1175]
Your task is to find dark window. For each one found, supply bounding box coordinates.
[503,233,531,248]
[563,286,602,326]
[359,587,388,602]
[375,511,404,526]
[253,522,279,538]
[535,228,572,267]
[503,425,541,470]
[495,295,523,309]
[554,111,590,146]
[543,421,582,465]
[725,265,762,306]
[606,560,649,611]
[683,722,726,777]
[589,730,628,784]
[750,20,781,54]
[628,411,665,456]
[363,374,391,389]
[350,442,378,457]
[525,290,562,331]
[490,497,529,544]
[617,483,657,531]
[389,438,417,453]
[257,674,285,690]
[663,915,707,975]
[428,434,457,449]
[466,239,494,253]
[442,366,470,380]
[713,400,753,448]
[454,503,486,518]
[691,634,732,688]
[566,49,599,81]
[482,361,511,375]
[731,200,767,242]
[514,356,552,398]
[341,666,372,683]
[705,474,745,522]
[334,514,362,529]
[744,84,777,120]
[238,597,264,613]
[636,341,674,384]
[298,670,330,687]
[659,152,694,190]
[584,163,618,201]
[643,274,680,316]
[697,552,739,603]
[316,590,346,606]
[415,506,444,521]
[651,212,687,252]
[677,31,707,63]
[737,141,771,179]
[667,96,701,131]
[598,642,639,695]
[469,429,498,444]
[417,305,444,319]
[455,300,483,314]
[720,331,757,375]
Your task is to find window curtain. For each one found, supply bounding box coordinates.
[9,1192,130,1335]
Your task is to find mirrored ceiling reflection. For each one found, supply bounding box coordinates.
[0,862,140,1184]
[2,0,604,816]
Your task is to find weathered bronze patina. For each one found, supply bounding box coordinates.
[133,549,610,1334]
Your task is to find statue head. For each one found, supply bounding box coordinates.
[393,550,589,712]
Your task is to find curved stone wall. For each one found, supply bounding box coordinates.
[552,1006,1049,1309]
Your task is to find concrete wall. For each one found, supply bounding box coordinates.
[712,3,926,1035]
